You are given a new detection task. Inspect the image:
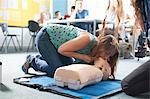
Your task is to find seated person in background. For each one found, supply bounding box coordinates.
[38,11,50,25]
[69,0,90,32]
[64,6,75,19]
[55,11,64,20]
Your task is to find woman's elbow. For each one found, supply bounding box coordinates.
[58,48,64,54]
[58,47,69,55]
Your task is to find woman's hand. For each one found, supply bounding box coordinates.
[82,55,95,63]
[94,57,111,80]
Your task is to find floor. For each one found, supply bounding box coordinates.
[0,52,149,99]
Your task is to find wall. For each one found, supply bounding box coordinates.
[0,0,51,50]
[52,0,67,18]
[0,0,51,26]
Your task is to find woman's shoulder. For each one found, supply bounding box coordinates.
[78,32,91,37]
[77,33,98,45]
[87,33,98,43]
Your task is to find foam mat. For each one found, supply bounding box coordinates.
[13,75,122,99]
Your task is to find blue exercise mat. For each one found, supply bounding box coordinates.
[13,75,122,99]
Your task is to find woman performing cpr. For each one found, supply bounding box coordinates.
[22,24,119,83]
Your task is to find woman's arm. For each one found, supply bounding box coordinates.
[58,32,93,63]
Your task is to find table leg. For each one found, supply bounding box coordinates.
[93,19,96,35]
[21,28,23,50]
[4,32,8,53]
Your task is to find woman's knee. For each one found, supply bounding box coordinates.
[35,27,47,48]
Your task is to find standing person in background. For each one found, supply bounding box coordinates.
[121,0,150,96]
[95,0,150,96]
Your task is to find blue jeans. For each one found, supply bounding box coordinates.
[30,27,74,77]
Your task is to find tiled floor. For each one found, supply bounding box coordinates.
[0,53,149,99]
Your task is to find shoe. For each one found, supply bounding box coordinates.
[35,54,41,59]
[22,55,34,74]
[26,55,34,63]
[22,62,29,74]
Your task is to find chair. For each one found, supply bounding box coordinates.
[27,20,40,52]
[0,23,21,52]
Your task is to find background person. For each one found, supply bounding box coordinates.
[69,0,89,19]
[121,0,150,96]
[96,0,150,96]
[54,11,64,20]
[38,11,50,25]
[69,0,91,32]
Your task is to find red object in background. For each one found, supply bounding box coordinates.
[64,15,70,19]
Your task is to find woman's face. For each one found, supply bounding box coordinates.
[99,51,110,60]
[99,48,115,60]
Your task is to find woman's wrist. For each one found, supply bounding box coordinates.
[83,55,94,63]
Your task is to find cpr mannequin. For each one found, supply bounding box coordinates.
[54,57,111,90]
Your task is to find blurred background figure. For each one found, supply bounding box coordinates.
[70,0,89,19]
[64,6,75,19]
[55,11,64,20]
[69,0,91,32]
[38,11,51,25]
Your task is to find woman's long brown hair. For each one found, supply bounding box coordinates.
[93,0,145,78]
[91,35,119,79]
[94,0,123,78]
